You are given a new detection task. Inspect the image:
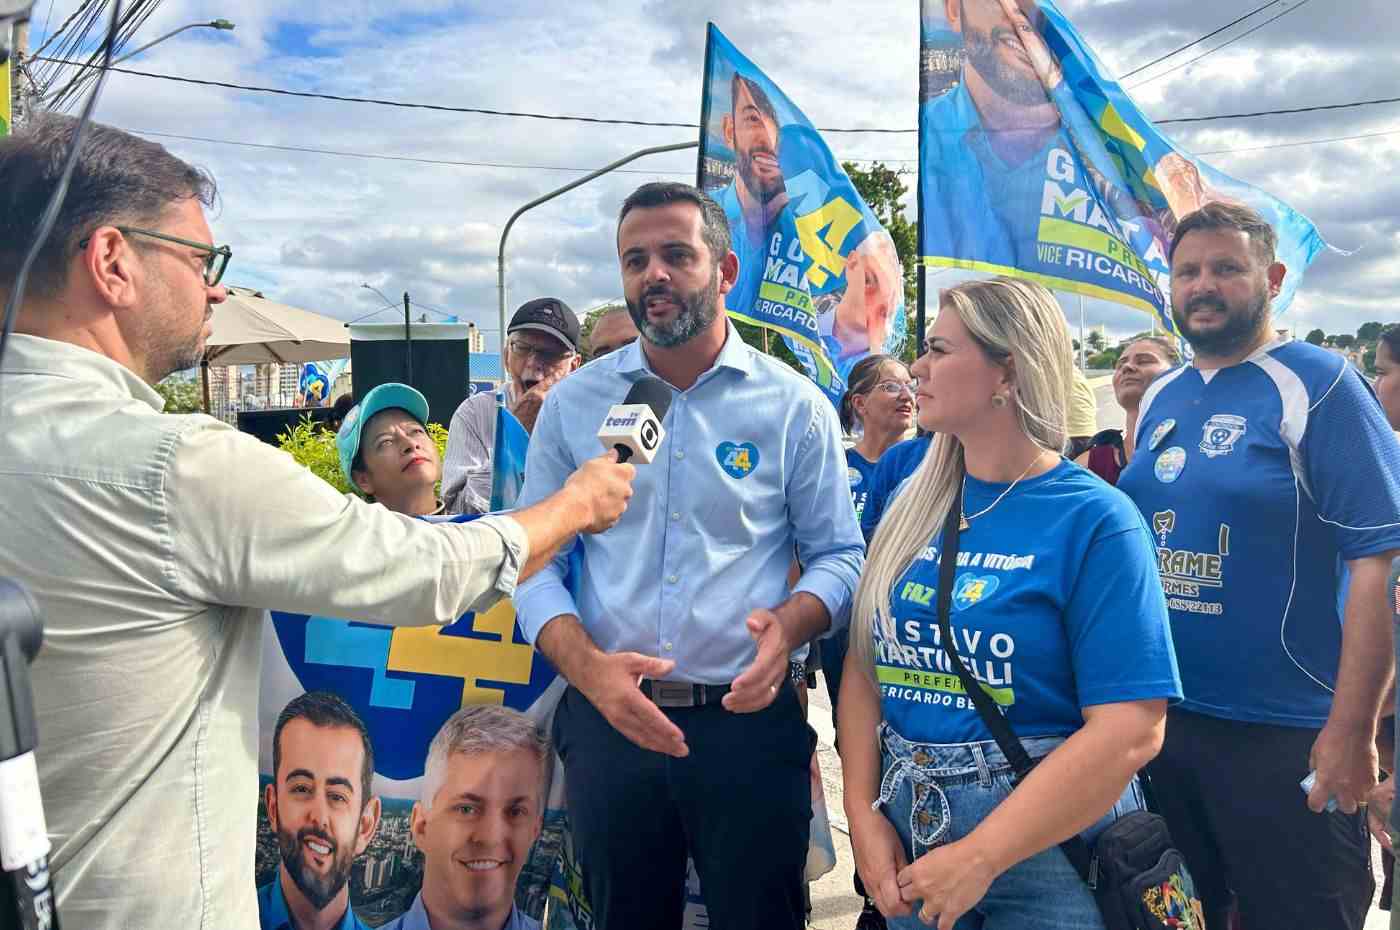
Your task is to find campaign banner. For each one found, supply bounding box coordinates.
[299,362,331,406]
[698,22,908,406]
[1,58,10,138]
[918,0,1326,333]
[254,517,581,928]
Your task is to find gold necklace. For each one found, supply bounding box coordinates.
[960,452,1049,531]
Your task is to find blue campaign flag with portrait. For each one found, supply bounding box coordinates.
[698,23,909,406]
[918,0,1328,336]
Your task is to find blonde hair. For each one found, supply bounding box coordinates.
[851,277,1074,670]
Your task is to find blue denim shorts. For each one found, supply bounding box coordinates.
[875,722,1144,930]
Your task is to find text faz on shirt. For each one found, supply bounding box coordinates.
[876,460,1181,745]
[1118,339,1400,727]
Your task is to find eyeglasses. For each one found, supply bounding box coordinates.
[80,226,232,287]
[508,339,575,365]
[872,379,918,396]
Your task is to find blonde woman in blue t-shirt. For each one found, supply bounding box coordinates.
[839,277,1182,930]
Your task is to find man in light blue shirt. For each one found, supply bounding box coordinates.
[514,181,863,930]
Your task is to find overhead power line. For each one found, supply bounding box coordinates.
[1119,0,1282,80]
[1127,0,1313,89]
[29,54,1399,131]
[125,123,1400,179]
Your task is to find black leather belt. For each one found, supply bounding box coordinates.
[639,678,733,708]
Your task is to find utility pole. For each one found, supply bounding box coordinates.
[9,18,27,129]
[402,292,414,386]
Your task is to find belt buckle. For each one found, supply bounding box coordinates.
[651,680,696,708]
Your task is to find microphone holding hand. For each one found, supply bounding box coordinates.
[597,376,672,464]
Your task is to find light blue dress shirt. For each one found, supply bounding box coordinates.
[514,324,865,684]
[378,891,540,930]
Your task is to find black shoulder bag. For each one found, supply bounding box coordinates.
[932,475,1206,930]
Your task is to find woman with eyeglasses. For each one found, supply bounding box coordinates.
[841,354,917,526]
[839,278,1181,929]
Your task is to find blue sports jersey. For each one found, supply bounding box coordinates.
[846,447,880,525]
[875,460,1181,745]
[1118,339,1400,727]
[861,435,931,542]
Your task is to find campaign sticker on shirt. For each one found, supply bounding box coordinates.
[716,441,760,479]
[1147,418,1176,452]
[848,467,864,487]
[1155,446,1187,484]
[953,574,1000,610]
[1200,414,1247,458]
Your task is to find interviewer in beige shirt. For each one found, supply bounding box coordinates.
[0,115,633,930]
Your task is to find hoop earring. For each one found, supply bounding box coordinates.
[991,394,1007,408]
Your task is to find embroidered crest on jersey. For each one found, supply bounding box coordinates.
[1155,446,1186,483]
[1147,418,1176,452]
[848,467,863,487]
[1199,414,1247,458]
[1152,510,1176,544]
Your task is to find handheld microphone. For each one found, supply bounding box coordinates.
[597,376,671,464]
[0,577,56,930]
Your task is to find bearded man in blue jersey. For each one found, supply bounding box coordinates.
[1118,201,1400,930]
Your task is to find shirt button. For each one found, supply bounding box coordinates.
[668,574,679,584]
[665,641,674,651]
[671,511,681,521]
[674,450,684,460]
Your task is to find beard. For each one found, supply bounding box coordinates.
[277,823,355,912]
[736,144,785,205]
[626,270,720,349]
[1172,288,1270,358]
[962,20,1048,107]
[142,265,210,381]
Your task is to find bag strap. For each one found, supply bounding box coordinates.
[935,473,1095,883]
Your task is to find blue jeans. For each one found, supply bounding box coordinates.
[875,722,1144,930]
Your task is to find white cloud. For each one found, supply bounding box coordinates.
[28,0,1395,347]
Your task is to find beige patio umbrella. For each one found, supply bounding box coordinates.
[201,286,350,410]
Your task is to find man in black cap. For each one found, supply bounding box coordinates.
[444,298,581,514]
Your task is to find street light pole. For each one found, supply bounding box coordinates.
[112,20,235,66]
[497,140,698,349]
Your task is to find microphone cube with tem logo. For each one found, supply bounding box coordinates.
[597,403,666,464]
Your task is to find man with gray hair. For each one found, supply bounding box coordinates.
[381,706,547,930]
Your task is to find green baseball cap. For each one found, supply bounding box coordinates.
[336,383,430,493]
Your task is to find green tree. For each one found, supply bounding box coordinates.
[1304,328,1326,346]
[154,376,202,414]
[1086,330,1105,352]
[1364,347,1378,374]
[1333,334,1356,349]
[1087,348,1121,370]
[1357,321,1384,344]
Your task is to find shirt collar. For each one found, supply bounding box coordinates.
[1,333,165,411]
[400,892,528,930]
[615,321,753,384]
[262,876,364,930]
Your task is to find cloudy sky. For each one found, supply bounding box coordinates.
[23,0,1400,349]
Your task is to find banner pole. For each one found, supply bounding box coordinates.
[1078,293,1086,370]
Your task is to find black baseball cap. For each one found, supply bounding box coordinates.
[507,297,580,353]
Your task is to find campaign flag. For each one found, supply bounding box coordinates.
[298,362,331,406]
[489,396,530,512]
[918,0,1327,335]
[1,58,10,138]
[698,23,908,406]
